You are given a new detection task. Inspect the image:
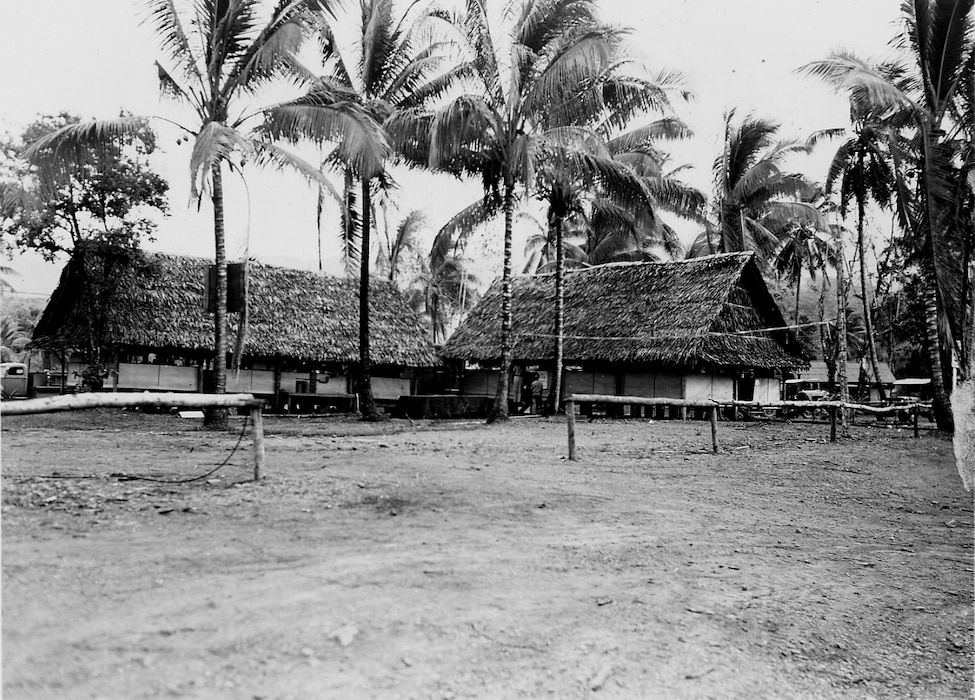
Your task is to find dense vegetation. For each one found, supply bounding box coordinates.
[1,0,971,431]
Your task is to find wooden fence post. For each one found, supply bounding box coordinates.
[710,405,718,453]
[829,405,837,442]
[251,403,266,481]
[566,399,577,461]
[913,404,919,438]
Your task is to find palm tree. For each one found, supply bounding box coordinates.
[801,0,974,431]
[530,118,704,410]
[26,0,328,427]
[407,253,480,344]
[812,119,899,403]
[773,221,833,331]
[419,0,657,421]
[687,110,823,263]
[268,0,456,420]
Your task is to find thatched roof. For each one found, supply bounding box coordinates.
[442,252,807,371]
[33,251,438,367]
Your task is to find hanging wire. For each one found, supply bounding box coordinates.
[511,318,831,344]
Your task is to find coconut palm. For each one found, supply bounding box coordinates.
[418,0,663,421]
[687,110,823,263]
[773,221,834,332]
[375,206,429,283]
[267,0,457,420]
[811,119,900,402]
[25,0,330,427]
[801,0,974,431]
[530,119,704,410]
[407,253,480,344]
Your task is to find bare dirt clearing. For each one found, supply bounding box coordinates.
[2,412,973,699]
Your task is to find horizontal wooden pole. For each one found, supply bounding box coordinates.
[567,394,717,408]
[0,392,262,416]
[567,394,923,415]
[720,399,921,414]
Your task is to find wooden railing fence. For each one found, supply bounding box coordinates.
[1,392,266,480]
[564,394,923,461]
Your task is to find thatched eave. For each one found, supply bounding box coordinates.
[32,251,438,367]
[442,253,808,371]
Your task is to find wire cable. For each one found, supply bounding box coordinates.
[112,414,250,484]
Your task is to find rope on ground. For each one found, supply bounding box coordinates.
[112,415,251,484]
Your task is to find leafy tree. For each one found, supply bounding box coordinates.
[26,0,331,427]
[2,113,168,260]
[0,316,30,362]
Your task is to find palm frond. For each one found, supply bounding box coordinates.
[606,118,693,155]
[188,121,250,200]
[156,61,200,109]
[799,53,919,116]
[142,0,206,91]
[226,2,318,97]
[806,127,848,149]
[249,139,337,191]
[431,197,500,271]
[23,116,154,177]
[264,94,390,179]
[428,95,500,173]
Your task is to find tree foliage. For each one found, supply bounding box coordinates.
[802,0,974,431]
[687,110,823,263]
[1,113,168,261]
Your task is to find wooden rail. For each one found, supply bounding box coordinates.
[564,394,923,461]
[1,392,267,480]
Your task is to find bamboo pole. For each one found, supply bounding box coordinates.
[566,399,577,461]
[0,391,260,416]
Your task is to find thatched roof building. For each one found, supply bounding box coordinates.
[34,251,437,367]
[443,252,807,372]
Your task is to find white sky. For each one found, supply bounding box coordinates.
[0,0,904,298]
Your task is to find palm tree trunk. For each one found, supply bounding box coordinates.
[918,122,953,432]
[553,214,565,414]
[359,177,380,421]
[857,195,886,403]
[924,267,953,431]
[488,183,515,423]
[818,270,835,384]
[835,226,849,425]
[794,272,801,327]
[205,163,229,429]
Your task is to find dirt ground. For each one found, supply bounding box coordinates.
[2,411,973,699]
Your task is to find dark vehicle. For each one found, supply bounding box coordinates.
[0,362,29,399]
[889,378,933,422]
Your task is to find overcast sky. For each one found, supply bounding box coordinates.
[1,0,904,297]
